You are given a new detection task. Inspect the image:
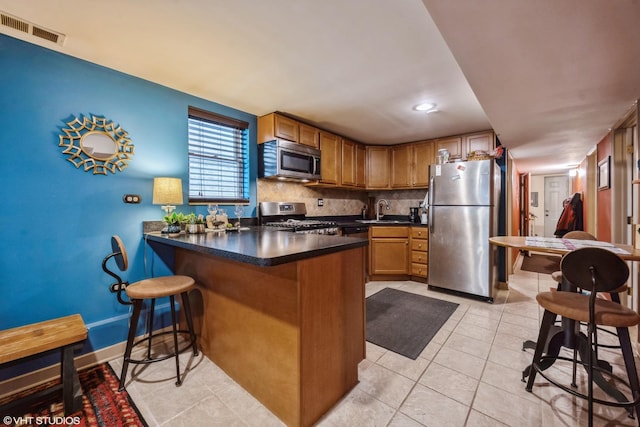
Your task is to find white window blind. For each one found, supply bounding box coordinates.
[188,107,249,203]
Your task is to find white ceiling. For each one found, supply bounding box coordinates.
[1,0,639,174]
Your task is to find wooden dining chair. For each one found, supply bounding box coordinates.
[525,247,640,426]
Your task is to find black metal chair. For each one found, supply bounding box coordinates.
[525,247,640,426]
[102,235,198,390]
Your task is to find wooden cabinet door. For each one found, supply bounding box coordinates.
[274,114,299,142]
[320,131,340,185]
[435,136,462,158]
[370,238,409,275]
[411,141,434,187]
[257,112,299,143]
[341,139,356,186]
[299,123,319,148]
[366,146,390,189]
[355,143,366,188]
[464,131,495,156]
[391,145,412,188]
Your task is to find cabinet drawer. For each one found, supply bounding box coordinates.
[411,240,427,251]
[411,228,428,239]
[370,226,409,238]
[411,263,428,277]
[411,251,427,264]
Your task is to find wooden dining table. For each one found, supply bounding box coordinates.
[490,235,640,411]
[489,235,640,261]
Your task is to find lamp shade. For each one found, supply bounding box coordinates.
[152,177,183,205]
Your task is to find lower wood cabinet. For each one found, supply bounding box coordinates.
[410,227,428,278]
[369,226,409,275]
[368,226,428,280]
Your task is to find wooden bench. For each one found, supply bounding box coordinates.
[0,314,87,415]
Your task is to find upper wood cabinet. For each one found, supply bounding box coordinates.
[411,140,435,187]
[299,123,320,148]
[463,130,495,156]
[390,141,434,189]
[341,138,358,187]
[355,143,366,188]
[435,136,462,158]
[434,131,495,160]
[258,111,495,191]
[257,113,299,143]
[366,146,391,189]
[319,131,341,185]
[391,145,412,188]
[341,138,356,186]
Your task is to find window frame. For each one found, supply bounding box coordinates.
[187,106,250,204]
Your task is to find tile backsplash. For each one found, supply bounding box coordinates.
[257,179,427,218]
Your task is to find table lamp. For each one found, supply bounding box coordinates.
[152,177,183,216]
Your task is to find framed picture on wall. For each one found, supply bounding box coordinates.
[598,156,610,190]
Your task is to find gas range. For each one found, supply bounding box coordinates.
[259,202,339,235]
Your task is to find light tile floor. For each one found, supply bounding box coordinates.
[111,259,640,426]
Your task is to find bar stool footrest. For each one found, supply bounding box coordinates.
[531,355,640,414]
[125,330,197,365]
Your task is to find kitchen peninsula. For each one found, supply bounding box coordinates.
[144,229,367,427]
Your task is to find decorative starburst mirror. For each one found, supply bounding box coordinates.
[58,114,134,175]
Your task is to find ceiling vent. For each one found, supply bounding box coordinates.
[0,11,66,46]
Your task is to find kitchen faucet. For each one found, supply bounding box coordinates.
[376,199,390,221]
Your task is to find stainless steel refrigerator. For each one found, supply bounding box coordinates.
[428,159,501,301]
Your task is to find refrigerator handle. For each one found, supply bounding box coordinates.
[429,176,434,232]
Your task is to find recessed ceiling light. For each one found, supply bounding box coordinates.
[413,102,438,113]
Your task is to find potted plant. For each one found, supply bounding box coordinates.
[163,212,185,235]
[185,213,206,234]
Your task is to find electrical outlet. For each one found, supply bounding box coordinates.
[317,198,324,207]
[123,194,141,204]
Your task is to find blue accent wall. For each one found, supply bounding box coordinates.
[0,34,257,379]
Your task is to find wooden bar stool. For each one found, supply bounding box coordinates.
[102,235,198,391]
[525,247,640,426]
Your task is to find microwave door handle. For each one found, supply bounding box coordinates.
[313,156,320,176]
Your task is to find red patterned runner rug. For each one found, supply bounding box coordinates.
[0,363,147,426]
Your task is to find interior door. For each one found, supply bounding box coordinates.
[544,176,570,236]
[519,173,530,236]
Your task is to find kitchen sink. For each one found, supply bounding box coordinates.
[355,219,413,224]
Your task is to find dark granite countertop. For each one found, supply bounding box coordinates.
[311,216,427,228]
[145,226,368,267]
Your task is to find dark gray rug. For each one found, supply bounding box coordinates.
[366,288,459,360]
[520,254,561,274]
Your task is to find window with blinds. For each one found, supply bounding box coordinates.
[187,107,249,203]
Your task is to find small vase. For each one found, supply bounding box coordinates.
[186,224,205,234]
[164,224,181,236]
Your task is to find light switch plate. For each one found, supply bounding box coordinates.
[317,198,324,207]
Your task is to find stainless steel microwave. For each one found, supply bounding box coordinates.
[258,139,321,181]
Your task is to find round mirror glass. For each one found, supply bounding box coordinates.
[81,131,117,160]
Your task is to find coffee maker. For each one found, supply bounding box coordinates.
[409,207,420,223]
